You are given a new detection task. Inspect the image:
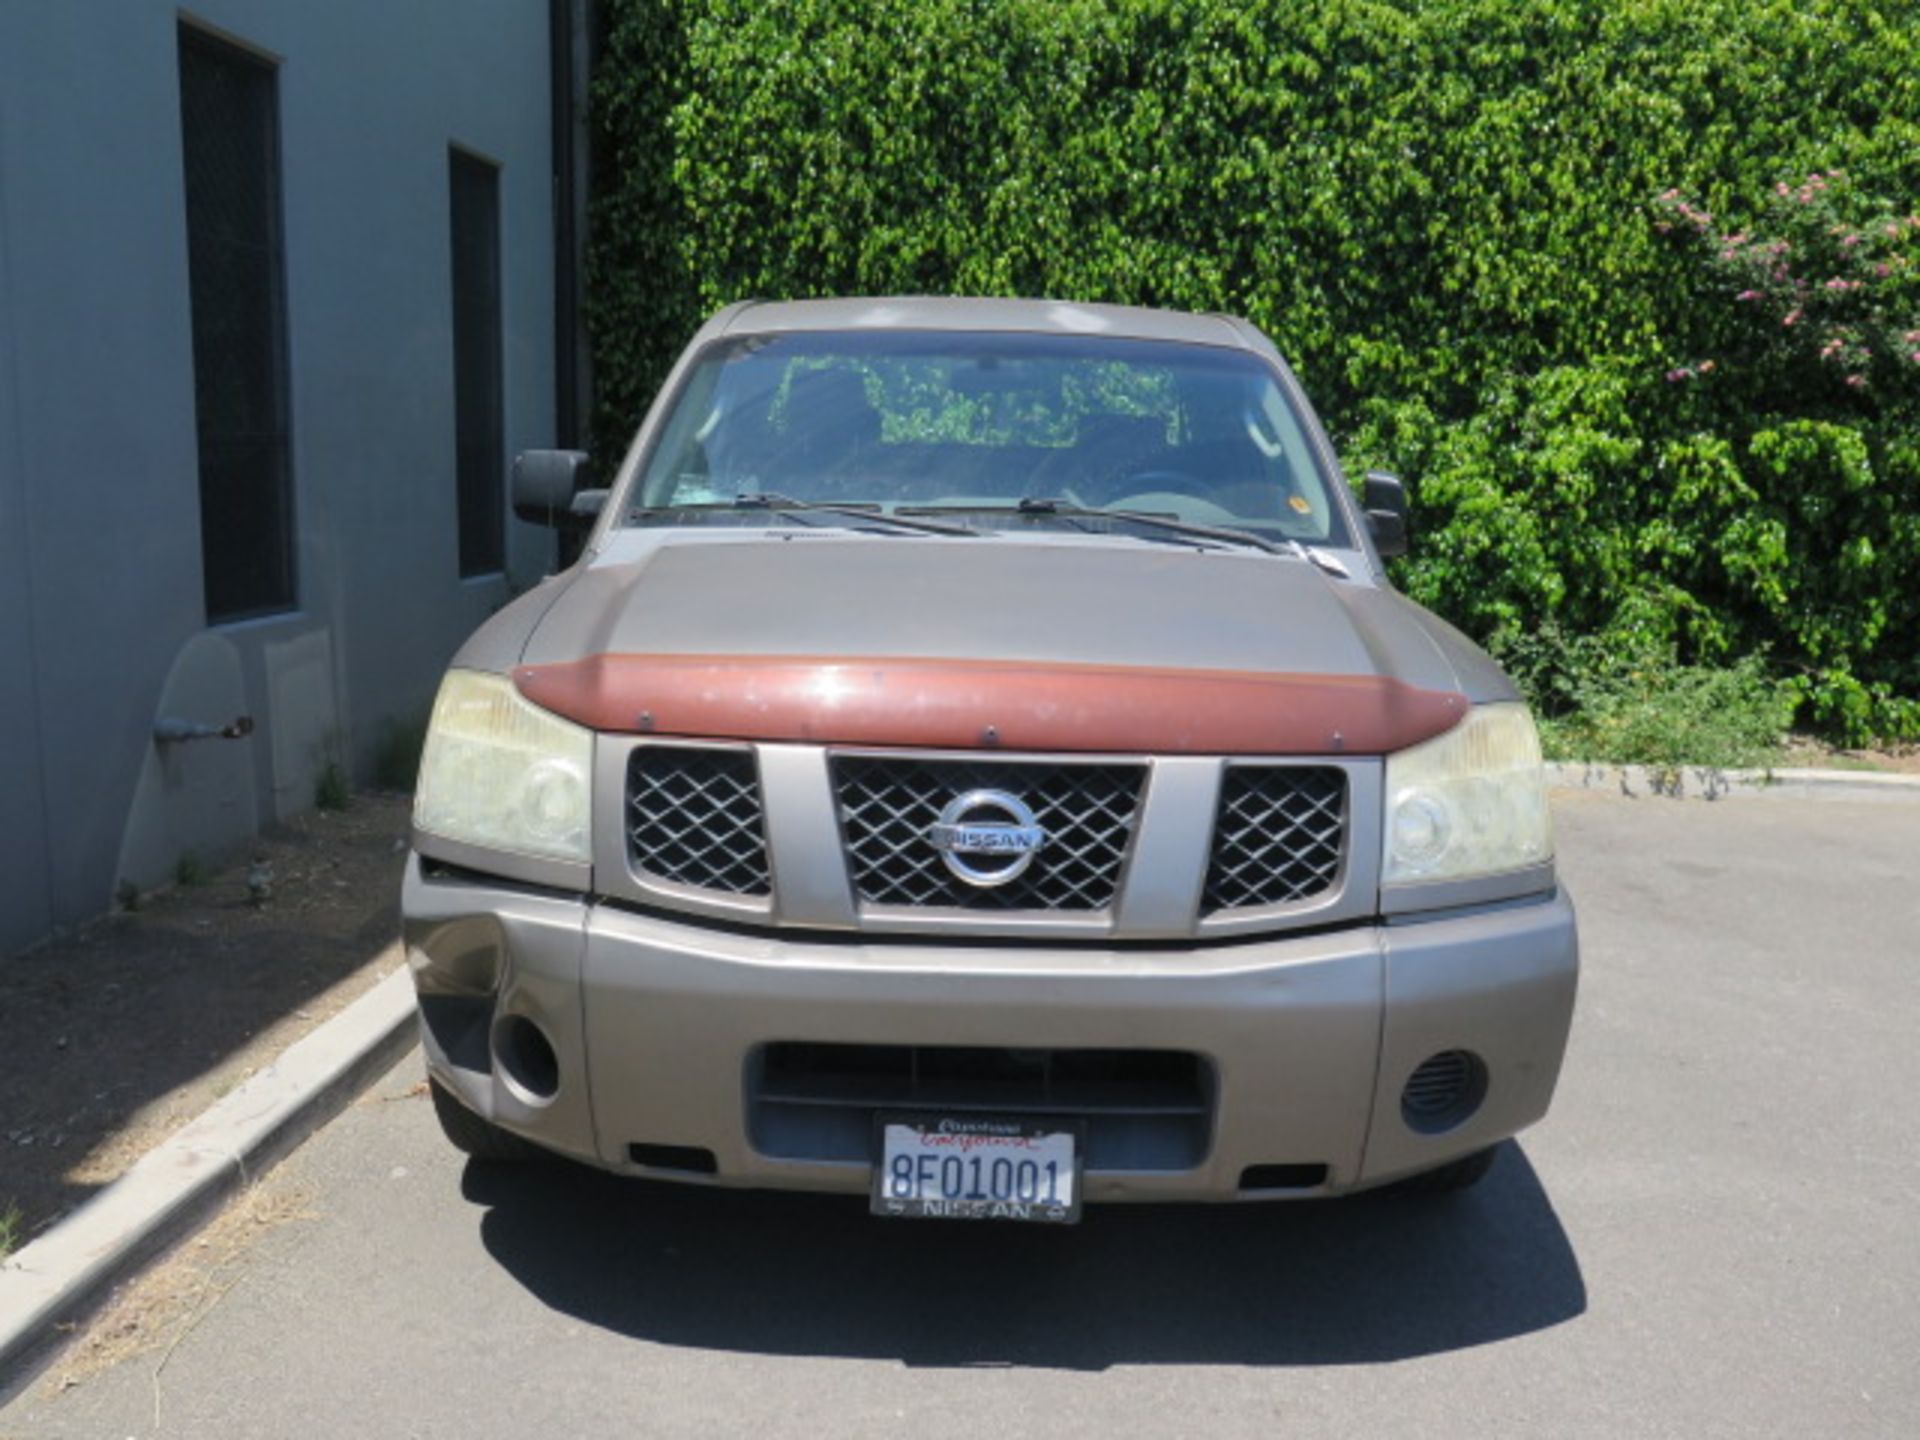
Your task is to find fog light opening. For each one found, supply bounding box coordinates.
[492,1014,560,1102]
[1400,1049,1487,1135]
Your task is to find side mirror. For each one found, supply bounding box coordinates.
[512,449,596,528]
[1361,470,1409,558]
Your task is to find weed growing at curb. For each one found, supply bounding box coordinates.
[314,760,351,812]
[1497,626,1799,769]
[1536,655,1797,769]
[0,1198,22,1260]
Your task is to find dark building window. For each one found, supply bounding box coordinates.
[449,149,504,577]
[178,26,295,622]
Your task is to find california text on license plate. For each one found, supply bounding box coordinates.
[872,1115,1082,1223]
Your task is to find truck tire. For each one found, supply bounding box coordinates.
[429,1077,546,1162]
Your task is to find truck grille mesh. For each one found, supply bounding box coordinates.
[626,747,771,896]
[621,747,1349,920]
[1202,766,1347,912]
[832,757,1144,910]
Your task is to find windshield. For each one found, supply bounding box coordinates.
[626,330,1351,546]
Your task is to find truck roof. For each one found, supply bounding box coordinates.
[720,296,1254,348]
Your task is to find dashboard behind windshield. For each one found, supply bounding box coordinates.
[627,330,1351,546]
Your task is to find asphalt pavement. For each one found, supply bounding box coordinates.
[7,791,1918,1438]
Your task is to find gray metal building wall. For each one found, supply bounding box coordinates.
[0,1,559,954]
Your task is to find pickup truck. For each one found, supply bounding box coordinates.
[403,297,1577,1223]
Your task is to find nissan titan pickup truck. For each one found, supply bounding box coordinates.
[404,297,1578,1223]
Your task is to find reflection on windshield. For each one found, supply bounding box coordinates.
[628,331,1348,546]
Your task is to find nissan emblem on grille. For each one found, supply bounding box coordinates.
[926,790,1048,887]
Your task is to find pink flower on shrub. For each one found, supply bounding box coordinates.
[1664,368,1692,382]
[1735,289,1761,301]
[1824,278,1862,291]
[1845,374,1866,389]
[1783,309,1802,326]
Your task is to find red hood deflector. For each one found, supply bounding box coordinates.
[512,653,1466,755]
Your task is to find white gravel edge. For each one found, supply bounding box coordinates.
[0,957,417,1392]
[1547,761,1920,802]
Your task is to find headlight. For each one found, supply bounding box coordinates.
[1383,702,1551,884]
[414,670,593,864]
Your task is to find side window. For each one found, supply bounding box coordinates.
[449,149,504,577]
[178,25,295,622]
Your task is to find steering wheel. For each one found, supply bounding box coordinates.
[1106,467,1208,494]
[1018,446,1093,506]
[1053,461,1201,508]
[1106,487,1242,526]
[1101,467,1242,525]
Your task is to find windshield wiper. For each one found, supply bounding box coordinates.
[630,492,978,538]
[902,497,1284,555]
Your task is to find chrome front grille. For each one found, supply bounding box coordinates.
[1202,765,1347,913]
[625,746,771,896]
[606,741,1369,934]
[832,757,1145,910]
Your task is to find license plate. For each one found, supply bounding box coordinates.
[871,1115,1082,1223]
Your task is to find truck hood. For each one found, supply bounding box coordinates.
[512,533,1476,754]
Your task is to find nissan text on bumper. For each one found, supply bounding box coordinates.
[403,298,1578,1222]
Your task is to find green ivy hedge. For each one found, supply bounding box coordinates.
[589,0,1920,740]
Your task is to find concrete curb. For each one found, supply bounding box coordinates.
[0,958,417,1392]
[1548,761,1920,803]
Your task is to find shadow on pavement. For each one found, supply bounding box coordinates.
[465,1142,1584,1369]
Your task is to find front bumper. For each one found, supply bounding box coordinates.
[403,855,1577,1200]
